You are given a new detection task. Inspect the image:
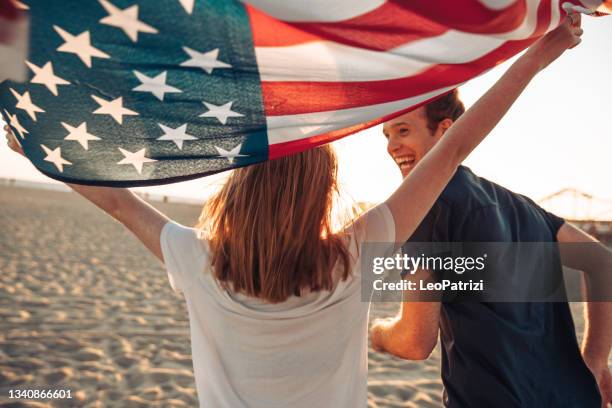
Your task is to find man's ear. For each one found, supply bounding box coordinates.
[437,118,454,137]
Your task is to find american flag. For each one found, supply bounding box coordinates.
[0,0,608,186]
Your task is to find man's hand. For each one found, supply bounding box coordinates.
[523,13,583,72]
[3,124,24,156]
[529,12,583,65]
[582,355,612,408]
[369,295,440,361]
[370,317,394,352]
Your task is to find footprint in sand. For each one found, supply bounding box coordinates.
[73,348,105,362]
[43,367,75,384]
[0,370,33,386]
[114,353,141,369]
[6,357,46,370]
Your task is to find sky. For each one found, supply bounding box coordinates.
[1,16,611,219]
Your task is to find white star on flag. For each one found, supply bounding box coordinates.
[92,95,138,124]
[117,147,156,174]
[200,101,243,125]
[3,110,28,139]
[178,0,195,14]
[98,0,158,42]
[41,144,72,172]
[9,88,45,121]
[157,123,197,150]
[215,143,247,164]
[25,61,70,96]
[62,122,101,150]
[132,71,181,101]
[180,47,231,74]
[54,25,110,68]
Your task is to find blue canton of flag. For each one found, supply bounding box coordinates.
[0,0,267,186]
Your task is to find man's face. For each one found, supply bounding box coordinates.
[383,107,443,178]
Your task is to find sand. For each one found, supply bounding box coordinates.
[0,186,604,408]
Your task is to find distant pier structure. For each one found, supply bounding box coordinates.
[538,188,612,244]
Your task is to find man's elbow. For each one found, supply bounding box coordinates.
[389,336,437,361]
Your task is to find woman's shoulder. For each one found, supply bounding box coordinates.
[162,220,211,260]
[345,203,395,244]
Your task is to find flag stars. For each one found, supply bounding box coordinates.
[98,0,158,42]
[54,25,110,68]
[180,47,231,74]
[200,101,243,125]
[26,61,70,96]
[156,123,197,150]
[215,143,247,164]
[117,147,156,174]
[62,122,101,150]
[177,0,194,14]
[92,95,138,124]
[9,88,45,121]
[41,145,72,172]
[132,71,181,101]
[3,110,28,139]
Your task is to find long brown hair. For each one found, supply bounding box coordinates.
[197,144,352,303]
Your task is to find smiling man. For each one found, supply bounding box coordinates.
[383,93,464,178]
[372,90,611,407]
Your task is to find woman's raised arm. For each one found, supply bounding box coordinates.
[3,125,168,262]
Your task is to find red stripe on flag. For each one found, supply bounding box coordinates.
[0,0,19,20]
[0,0,26,45]
[247,2,448,51]
[247,7,322,47]
[405,0,528,34]
[268,92,452,159]
[261,0,552,116]
[268,121,377,160]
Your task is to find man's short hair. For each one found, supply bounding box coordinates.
[424,89,465,133]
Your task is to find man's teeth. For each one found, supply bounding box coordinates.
[395,157,415,167]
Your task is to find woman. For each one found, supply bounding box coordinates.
[4,18,582,408]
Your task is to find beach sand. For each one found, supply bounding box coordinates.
[0,186,602,407]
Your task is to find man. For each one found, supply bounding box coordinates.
[370,89,612,407]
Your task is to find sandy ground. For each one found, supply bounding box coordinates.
[0,186,603,408]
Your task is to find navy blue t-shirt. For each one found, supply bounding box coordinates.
[406,166,601,407]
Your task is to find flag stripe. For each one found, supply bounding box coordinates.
[247,3,448,50]
[266,84,458,146]
[479,0,518,10]
[259,0,552,116]
[0,0,20,20]
[242,0,386,22]
[249,0,552,53]
[267,88,459,159]
[392,0,529,34]
[260,38,535,116]
[246,0,536,51]
[547,0,563,32]
[255,30,504,82]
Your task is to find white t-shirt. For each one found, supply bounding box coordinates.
[160,203,396,408]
